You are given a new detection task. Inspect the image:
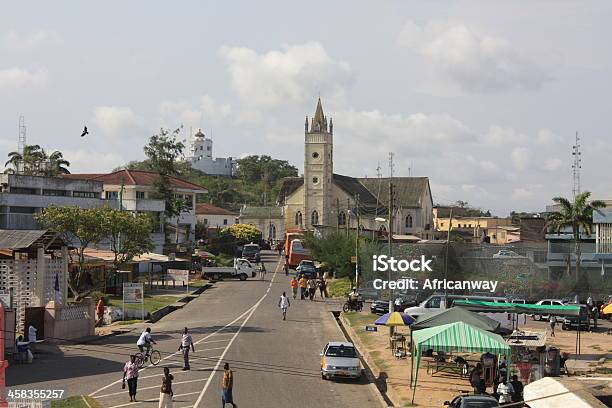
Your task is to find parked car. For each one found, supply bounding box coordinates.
[296,260,317,278]
[371,299,391,314]
[358,280,380,301]
[531,299,566,321]
[562,304,591,331]
[241,243,261,263]
[443,395,499,407]
[492,250,524,259]
[320,341,362,380]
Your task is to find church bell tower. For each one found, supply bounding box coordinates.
[303,98,333,228]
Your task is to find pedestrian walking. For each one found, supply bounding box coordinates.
[469,363,485,394]
[308,278,317,301]
[549,315,557,337]
[122,355,139,402]
[259,263,266,280]
[290,277,298,299]
[178,327,195,370]
[299,275,308,300]
[96,297,105,327]
[510,374,524,403]
[221,362,236,408]
[27,323,38,353]
[318,277,327,299]
[278,292,290,320]
[159,367,174,408]
[284,262,289,276]
[496,376,515,404]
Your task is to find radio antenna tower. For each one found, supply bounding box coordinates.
[572,132,582,199]
[388,152,395,179]
[18,115,27,154]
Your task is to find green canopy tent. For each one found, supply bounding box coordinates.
[453,300,581,317]
[410,321,511,404]
[411,307,501,332]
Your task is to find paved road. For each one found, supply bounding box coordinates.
[8,251,381,408]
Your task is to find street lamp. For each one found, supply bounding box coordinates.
[375,217,394,313]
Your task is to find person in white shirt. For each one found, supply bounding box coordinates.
[136,327,156,353]
[278,292,290,320]
[496,377,515,404]
[28,324,37,342]
[178,327,195,370]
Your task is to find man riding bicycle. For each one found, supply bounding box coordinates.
[136,327,156,354]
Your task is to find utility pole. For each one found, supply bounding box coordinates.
[346,198,350,237]
[572,132,582,200]
[444,208,453,308]
[355,193,360,288]
[388,152,395,313]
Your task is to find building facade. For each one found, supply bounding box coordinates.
[0,174,106,229]
[63,170,207,252]
[195,203,239,231]
[239,206,285,242]
[187,129,235,176]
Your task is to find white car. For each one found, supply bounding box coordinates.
[320,342,362,380]
[492,250,524,259]
[532,299,566,321]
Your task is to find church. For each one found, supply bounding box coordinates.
[240,98,434,241]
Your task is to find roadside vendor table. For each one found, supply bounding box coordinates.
[426,358,469,378]
[390,334,406,355]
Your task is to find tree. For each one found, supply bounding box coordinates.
[221,224,261,245]
[236,155,298,184]
[4,144,71,176]
[545,192,606,288]
[302,231,357,279]
[36,205,106,300]
[99,207,154,271]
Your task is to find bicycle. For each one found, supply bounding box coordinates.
[135,346,161,368]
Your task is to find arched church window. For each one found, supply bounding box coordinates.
[295,211,303,227]
[269,223,276,240]
[405,215,413,229]
[311,210,319,226]
[338,211,346,226]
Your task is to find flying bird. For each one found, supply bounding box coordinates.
[80,126,88,137]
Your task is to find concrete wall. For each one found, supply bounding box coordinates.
[44,300,95,342]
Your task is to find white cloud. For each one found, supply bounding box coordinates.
[512,185,542,200]
[160,95,232,127]
[220,42,352,109]
[4,29,63,49]
[0,67,47,89]
[511,147,531,170]
[543,157,562,171]
[92,106,142,136]
[62,149,125,173]
[397,21,550,92]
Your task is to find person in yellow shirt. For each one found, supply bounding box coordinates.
[290,277,298,299]
[298,275,308,300]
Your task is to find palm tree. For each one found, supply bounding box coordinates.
[545,192,606,287]
[4,144,44,174]
[42,149,71,176]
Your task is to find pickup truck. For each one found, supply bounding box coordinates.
[202,258,255,281]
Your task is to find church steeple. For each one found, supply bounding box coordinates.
[309,97,328,133]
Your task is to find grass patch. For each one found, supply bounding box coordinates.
[327,277,352,298]
[116,319,144,325]
[370,350,390,371]
[52,396,103,408]
[188,279,209,288]
[107,294,180,313]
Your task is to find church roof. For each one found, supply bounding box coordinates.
[359,177,430,208]
[240,206,283,219]
[277,177,304,203]
[333,174,378,205]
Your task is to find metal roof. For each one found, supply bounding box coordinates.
[0,229,66,250]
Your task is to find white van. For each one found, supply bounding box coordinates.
[404,293,516,330]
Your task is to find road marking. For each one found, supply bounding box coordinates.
[107,391,201,408]
[97,378,210,398]
[192,257,281,408]
[158,354,222,366]
[198,339,230,344]
[90,304,256,396]
[81,396,92,408]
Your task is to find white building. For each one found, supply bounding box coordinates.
[63,170,207,252]
[187,129,235,176]
[195,203,239,231]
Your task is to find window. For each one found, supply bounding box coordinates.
[42,189,68,196]
[105,191,118,200]
[9,187,37,195]
[73,191,100,198]
[136,191,146,199]
[269,223,276,240]
[311,210,319,225]
[405,215,413,229]
[207,146,211,151]
[338,211,346,226]
[440,222,444,227]
[468,224,472,228]
[295,211,303,227]
[312,152,319,159]
[425,297,441,309]
[9,206,36,214]
[312,176,319,184]
[223,219,228,225]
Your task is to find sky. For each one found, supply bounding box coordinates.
[1,1,611,216]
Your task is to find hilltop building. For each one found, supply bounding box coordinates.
[187,129,235,176]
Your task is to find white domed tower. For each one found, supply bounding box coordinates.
[191,129,213,159]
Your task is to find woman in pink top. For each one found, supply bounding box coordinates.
[123,355,139,402]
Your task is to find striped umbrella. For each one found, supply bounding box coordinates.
[374,312,415,327]
[603,303,612,315]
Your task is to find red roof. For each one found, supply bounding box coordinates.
[63,170,207,192]
[196,203,238,216]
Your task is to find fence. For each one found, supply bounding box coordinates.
[44,301,94,342]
